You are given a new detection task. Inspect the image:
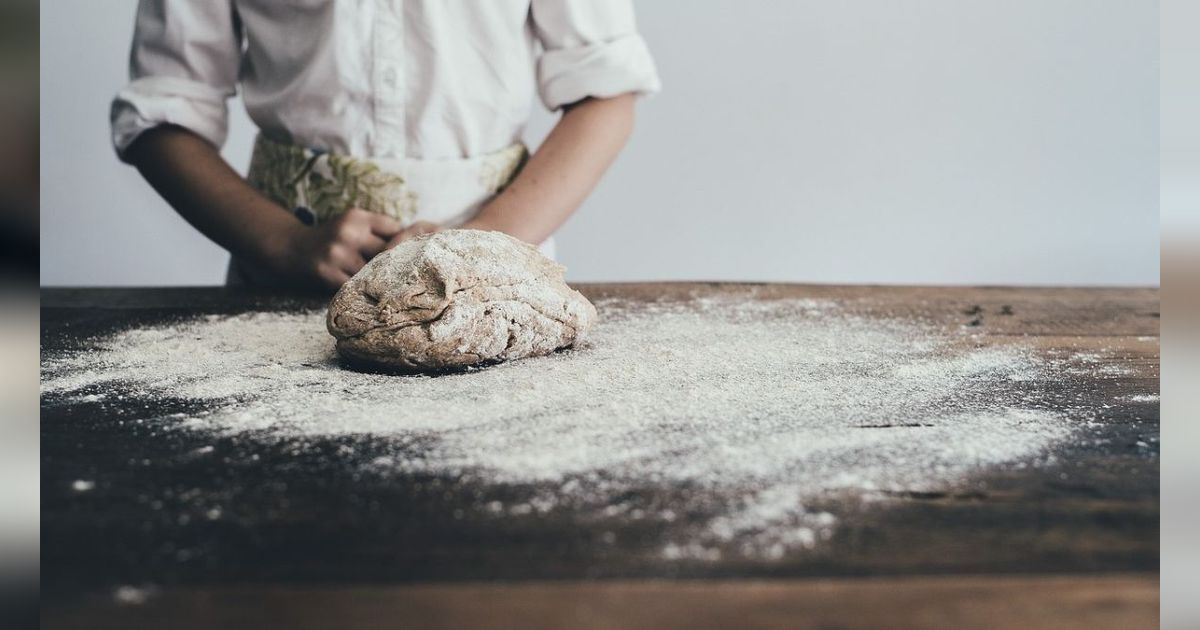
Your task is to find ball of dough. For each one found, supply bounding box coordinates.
[326,229,597,372]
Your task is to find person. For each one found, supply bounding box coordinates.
[112,1,660,289]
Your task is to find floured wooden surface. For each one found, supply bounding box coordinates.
[40,284,1158,604]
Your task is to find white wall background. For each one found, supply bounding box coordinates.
[1163,0,1198,244]
[40,0,1159,286]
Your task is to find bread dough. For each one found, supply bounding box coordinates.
[326,229,596,372]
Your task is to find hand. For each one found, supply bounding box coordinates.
[264,208,403,290]
[384,220,442,250]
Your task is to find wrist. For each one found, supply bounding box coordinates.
[251,217,305,273]
[461,214,501,233]
[461,210,505,235]
[464,207,539,243]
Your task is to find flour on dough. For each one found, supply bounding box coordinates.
[326,229,596,371]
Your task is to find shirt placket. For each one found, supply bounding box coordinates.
[372,1,406,157]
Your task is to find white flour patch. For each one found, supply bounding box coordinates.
[1095,364,1134,376]
[42,296,1078,560]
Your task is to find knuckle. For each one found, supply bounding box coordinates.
[319,263,342,281]
[336,222,360,240]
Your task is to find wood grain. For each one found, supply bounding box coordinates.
[43,574,1157,630]
[40,284,1159,628]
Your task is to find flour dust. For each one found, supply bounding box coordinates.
[42,295,1084,560]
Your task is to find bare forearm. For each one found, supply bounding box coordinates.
[125,125,297,268]
[127,126,416,290]
[469,94,636,244]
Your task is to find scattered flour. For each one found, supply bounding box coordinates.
[42,296,1080,560]
[112,584,155,606]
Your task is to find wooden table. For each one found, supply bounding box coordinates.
[40,284,1160,629]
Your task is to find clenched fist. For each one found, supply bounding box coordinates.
[260,209,441,290]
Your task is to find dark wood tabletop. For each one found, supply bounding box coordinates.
[40,284,1159,630]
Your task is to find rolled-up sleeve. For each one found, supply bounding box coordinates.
[530,0,661,111]
[110,0,241,161]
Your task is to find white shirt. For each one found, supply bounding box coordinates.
[111,0,661,161]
